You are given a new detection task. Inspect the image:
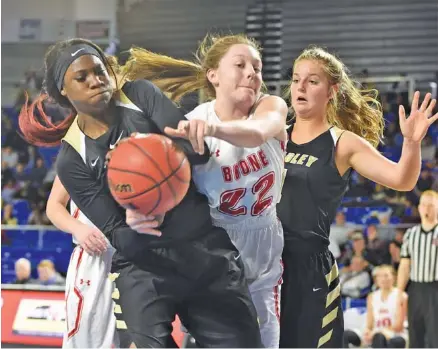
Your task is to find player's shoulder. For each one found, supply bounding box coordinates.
[121,79,158,95]
[118,79,161,112]
[56,141,84,174]
[185,100,212,121]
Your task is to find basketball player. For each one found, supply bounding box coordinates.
[122,34,287,348]
[345,265,408,348]
[277,46,438,348]
[19,38,263,348]
[46,176,139,348]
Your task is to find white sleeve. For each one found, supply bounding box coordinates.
[185,102,209,121]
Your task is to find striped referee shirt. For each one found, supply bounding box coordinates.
[400,224,438,282]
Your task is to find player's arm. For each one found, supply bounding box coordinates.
[365,294,374,332]
[339,131,420,191]
[397,229,412,292]
[211,95,288,147]
[56,144,161,261]
[362,294,374,344]
[340,92,437,191]
[392,291,408,333]
[128,79,210,165]
[397,258,411,292]
[46,176,107,255]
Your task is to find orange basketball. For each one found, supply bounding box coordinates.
[107,134,191,216]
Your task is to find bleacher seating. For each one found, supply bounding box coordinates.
[1,228,73,282]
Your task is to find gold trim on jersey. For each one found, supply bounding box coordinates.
[62,116,82,154]
[329,126,345,146]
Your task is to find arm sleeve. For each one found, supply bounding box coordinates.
[400,228,411,259]
[56,144,158,258]
[124,79,210,165]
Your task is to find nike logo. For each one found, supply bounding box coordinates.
[313,287,321,292]
[110,132,124,149]
[91,157,99,167]
[71,48,85,57]
[234,254,241,261]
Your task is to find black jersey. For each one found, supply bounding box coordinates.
[56,79,214,264]
[277,125,351,251]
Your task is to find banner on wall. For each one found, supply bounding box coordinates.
[19,19,41,41]
[1,288,184,347]
[76,20,110,40]
[1,289,65,346]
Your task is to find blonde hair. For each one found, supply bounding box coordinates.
[421,189,438,200]
[122,33,261,102]
[38,259,55,270]
[291,46,384,148]
[372,264,396,283]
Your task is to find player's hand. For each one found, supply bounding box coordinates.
[73,226,108,256]
[126,209,163,237]
[164,119,216,155]
[363,329,373,344]
[399,91,438,143]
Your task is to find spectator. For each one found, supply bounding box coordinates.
[340,255,372,298]
[1,179,18,204]
[37,259,65,286]
[344,265,408,348]
[341,232,371,268]
[389,229,405,270]
[2,204,18,225]
[27,202,51,225]
[13,258,36,284]
[421,135,436,161]
[366,224,391,265]
[1,160,14,184]
[2,146,18,168]
[345,175,375,198]
[330,210,358,253]
[28,157,47,187]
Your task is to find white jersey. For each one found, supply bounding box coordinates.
[64,201,119,348]
[186,99,285,229]
[372,288,405,334]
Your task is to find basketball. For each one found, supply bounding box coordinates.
[107,133,191,216]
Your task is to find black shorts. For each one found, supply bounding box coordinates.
[280,246,344,348]
[113,227,263,348]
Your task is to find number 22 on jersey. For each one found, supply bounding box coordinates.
[218,171,275,217]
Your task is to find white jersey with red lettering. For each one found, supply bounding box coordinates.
[186,97,285,348]
[371,288,407,338]
[186,99,285,228]
[62,201,119,348]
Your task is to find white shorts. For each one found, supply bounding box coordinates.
[217,211,284,348]
[62,244,119,348]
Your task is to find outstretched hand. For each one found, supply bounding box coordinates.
[164,119,216,155]
[399,91,438,143]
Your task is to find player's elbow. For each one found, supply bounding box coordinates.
[391,177,417,192]
[393,323,404,333]
[252,129,269,147]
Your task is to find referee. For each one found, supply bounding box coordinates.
[397,190,438,348]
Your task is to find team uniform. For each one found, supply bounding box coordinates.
[57,79,262,348]
[369,289,407,346]
[62,201,119,348]
[277,125,349,348]
[186,98,285,348]
[400,224,438,348]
